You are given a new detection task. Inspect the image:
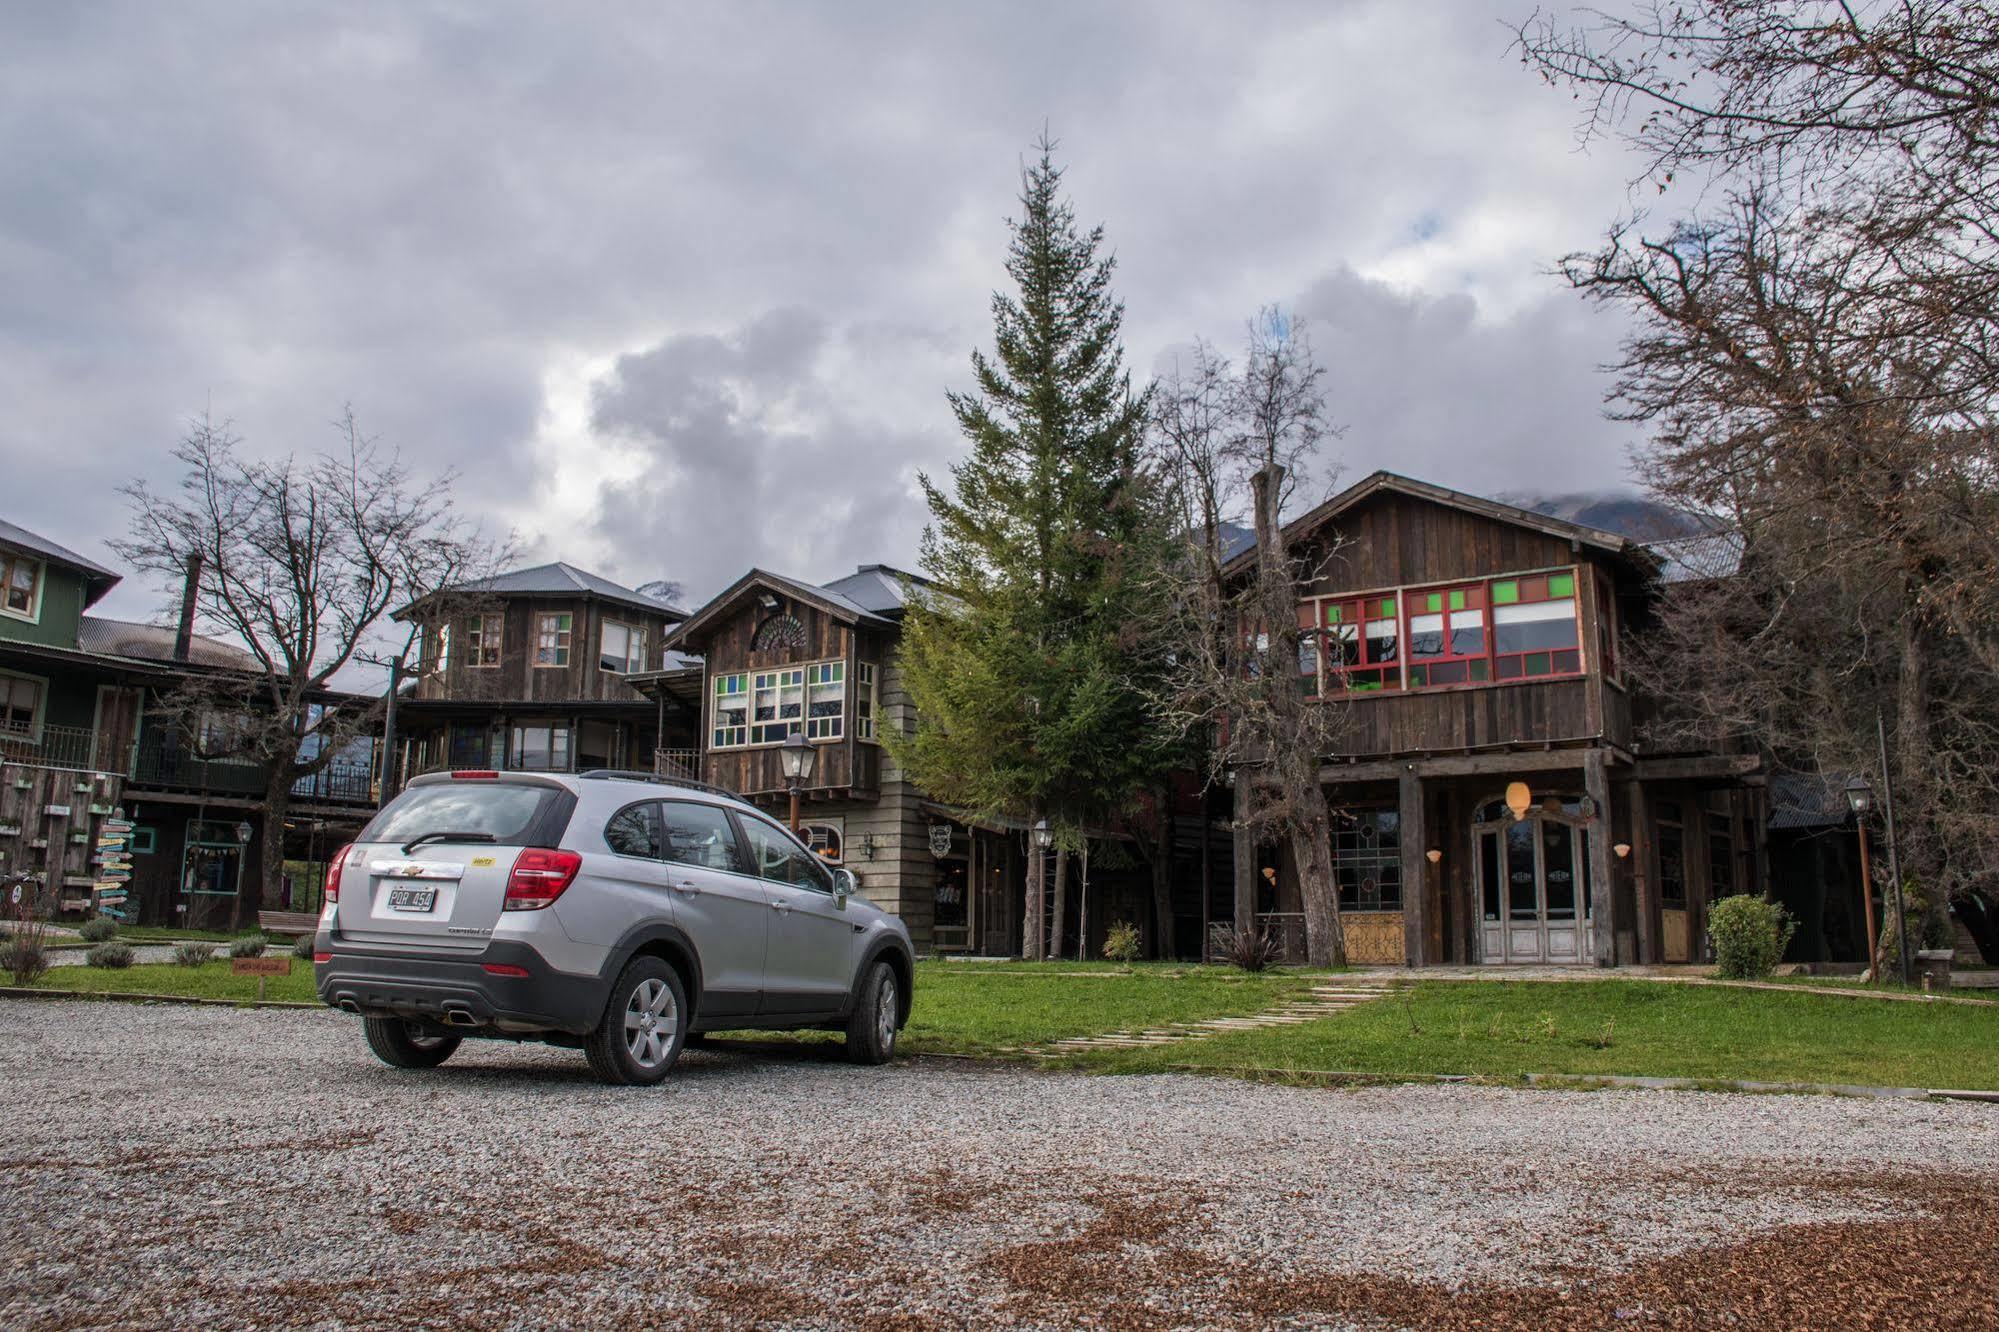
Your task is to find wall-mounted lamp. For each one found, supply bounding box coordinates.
[1504,781,1532,821]
[1613,842,1632,860]
[758,592,779,610]
[855,832,876,862]
[1425,848,1442,865]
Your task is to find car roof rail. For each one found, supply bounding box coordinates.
[574,768,740,801]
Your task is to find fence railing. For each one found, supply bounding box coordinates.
[654,748,701,781]
[0,724,109,773]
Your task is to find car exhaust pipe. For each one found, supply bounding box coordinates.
[338,999,361,1014]
[442,1008,480,1028]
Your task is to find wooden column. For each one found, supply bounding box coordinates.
[1232,774,1255,934]
[1584,750,1616,967]
[1628,779,1657,964]
[1399,769,1427,967]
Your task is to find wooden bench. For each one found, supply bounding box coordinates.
[257,910,320,938]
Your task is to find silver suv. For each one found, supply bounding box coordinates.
[313,769,913,1085]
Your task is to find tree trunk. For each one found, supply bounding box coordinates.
[1151,785,1174,959]
[1249,463,1346,967]
[1049,846,1070,960]
[1022,818,1044,961]
[238,774,290,933]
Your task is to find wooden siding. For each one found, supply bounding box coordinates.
[1297,491,1582,595]
[691,589,863,799]
[1331,678,1597,756]
[411,596,675,706]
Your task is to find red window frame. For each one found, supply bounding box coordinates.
[1311,594,1401,693]
[1402,582,1490,688]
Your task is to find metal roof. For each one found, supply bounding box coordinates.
[1768,771,1856,831]
[441,562,687,618]
[0,518,121,607]
[1649,530,1746,584]
[76,616,261,671]
[817,564,935,617]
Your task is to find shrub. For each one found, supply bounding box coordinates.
[1708,894,1797,980]
[87,941,134,969]
[172,941,217,967]
[291,933,316,960]
[229,935,268,959]
[1212,925,1281,973]
[2,914,52,986]
[1100,921,1142,964]
[77,917,119,943]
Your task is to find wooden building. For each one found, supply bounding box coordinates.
[390,562,695,782]
[0,519,378,928]
[1227,472,1768,968]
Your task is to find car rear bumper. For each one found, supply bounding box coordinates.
[315,937,607,1036]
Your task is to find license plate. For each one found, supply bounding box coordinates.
[387,887,437,913]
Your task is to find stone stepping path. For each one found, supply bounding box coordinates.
[1028,977,1404,1055]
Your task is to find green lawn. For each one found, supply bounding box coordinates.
[14,960,1997,1092]
[1061,979,1999,1090]
[26,958,317,1003]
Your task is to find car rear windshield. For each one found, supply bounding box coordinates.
[360,781,569,847]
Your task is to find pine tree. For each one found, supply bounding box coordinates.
[892,138,1179,959]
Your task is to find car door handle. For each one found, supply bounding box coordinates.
[672,881,703,897]
[769,900,791,914]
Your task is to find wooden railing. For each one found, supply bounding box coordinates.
[0,724,108,773]
[654,748,701,781]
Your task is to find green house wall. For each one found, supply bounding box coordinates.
[0,561,88,650]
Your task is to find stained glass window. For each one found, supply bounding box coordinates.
[711,673,749,748]
[1332,808,1402,910]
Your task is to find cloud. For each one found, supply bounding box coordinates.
[0,0,1658,635]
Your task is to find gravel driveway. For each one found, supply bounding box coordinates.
[2,1000,1995,1330]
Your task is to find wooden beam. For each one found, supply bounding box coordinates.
[1629,753,1761,782]
[1628,779,1656,965]
[1321,747,1600,785]
[1585,750,1616,967]
[1231,775,1255,934]
[1399,770,1426,967]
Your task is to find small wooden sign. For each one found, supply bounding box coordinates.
[231,956,292,976]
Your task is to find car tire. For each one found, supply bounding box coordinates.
[362,1017,461,1069]
[844,959,900,1065]
[585,956,687,1086]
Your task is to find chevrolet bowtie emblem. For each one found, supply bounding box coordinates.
[401,864,426,877]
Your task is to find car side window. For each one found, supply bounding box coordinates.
[736,814,833,893]
[660,801,744,873]
[604,802,665,859]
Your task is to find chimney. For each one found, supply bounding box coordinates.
[172,552,203,662]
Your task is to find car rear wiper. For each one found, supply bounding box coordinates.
[399,831,498,855]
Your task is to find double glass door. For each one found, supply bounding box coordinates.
[1476,799,1594,964]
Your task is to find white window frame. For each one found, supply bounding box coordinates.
[600,619,646,674]
[855,662,878,743]
[803,817,844,865]
[750,666,806,745]
[805,661,845,741]
[0,670,45,739]
[0,553,43,623]
[464,613,501,667]
[509,721,571,771]
[534,612,572,668]
[711,672,749,749]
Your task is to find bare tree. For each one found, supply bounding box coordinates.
[117,410,507,929]
[1519,3,1999,960]
[1151,312,1352,966]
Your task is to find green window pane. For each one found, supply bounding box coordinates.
[1449,589,1466,611]
[1324,604,1342,624]
[1426,592,1442,613]
[1524,652,1550,675]
[1408,666,1427,687]
[1493,581,1519,605]
[1379,597,1396,617]
[1548,574,1575,598]
[1470,659,1489,681]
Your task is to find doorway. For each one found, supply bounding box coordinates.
[1474,796,1595,964]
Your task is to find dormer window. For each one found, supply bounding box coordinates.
[1,553,40,620]
[600,620,646,674]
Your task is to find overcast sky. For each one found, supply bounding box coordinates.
[2,2,1657,627]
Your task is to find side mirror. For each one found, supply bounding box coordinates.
[831,868,858,907]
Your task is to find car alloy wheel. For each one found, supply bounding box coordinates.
[623,976,679,1070]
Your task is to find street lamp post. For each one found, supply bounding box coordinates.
[779,732,816,834]
[1030,818,1052,962]
[1843,774,1880,977]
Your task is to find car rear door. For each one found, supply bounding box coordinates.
[733,810,856,1016]
[335,774,573,952]
[654,799,769,1021]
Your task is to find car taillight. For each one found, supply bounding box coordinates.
[482,963,531,977]
[313,952,332,964]
[452,770,500,779]
[324,843,353,903]
[503,847,582,911]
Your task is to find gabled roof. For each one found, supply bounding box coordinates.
[404,561,686,620]
[1222,471,1653,578]
[667,567,898,650]
[0,518,121,607]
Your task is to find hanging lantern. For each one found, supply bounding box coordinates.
[1505,782,1532,821]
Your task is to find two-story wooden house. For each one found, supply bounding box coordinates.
[0,519,379,927]
[1226,472,1767,969]
[389,562,694,784]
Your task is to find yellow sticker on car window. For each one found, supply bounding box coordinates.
[471,856,497,868]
